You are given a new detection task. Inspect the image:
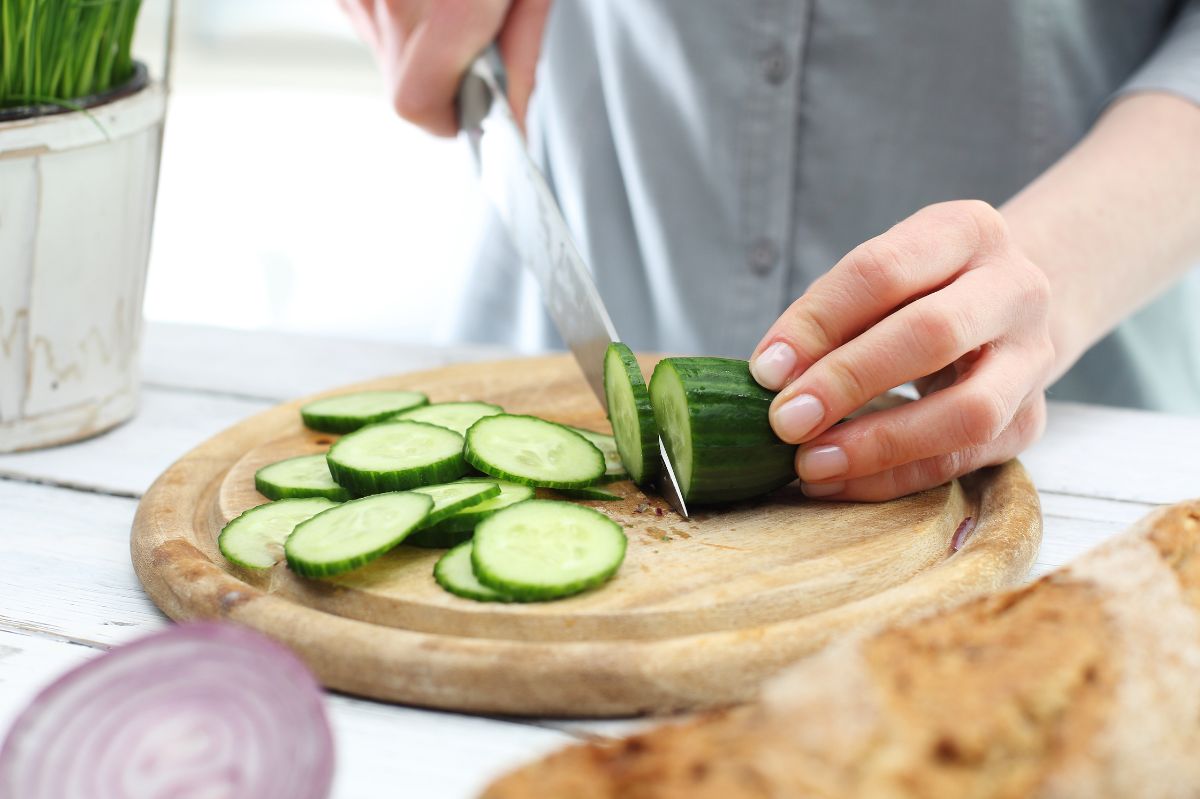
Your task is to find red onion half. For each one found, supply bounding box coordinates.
[0,623,334,799]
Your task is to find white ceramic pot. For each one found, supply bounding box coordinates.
[0,76,166,453]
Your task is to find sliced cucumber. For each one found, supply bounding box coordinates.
[327,420,467,495]
[558,486,623,501]
[410,480,500,526]
[285,491,433,578]
[649,357,797,504]
[219,498,338,570]
[567,426,629,483]
[301,390,428,433]
[603,343,659,485]
[464,414,605,489]
[405,525,476,549]
[405,479,534,548]
[392,401,503,436]
[434,542,515,603]
[254,454,351,502]
[471,500,627,601]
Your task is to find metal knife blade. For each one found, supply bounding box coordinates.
[457,45,616,409]
[457,45,689,517]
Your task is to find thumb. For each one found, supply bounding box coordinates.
[497,0,552,132]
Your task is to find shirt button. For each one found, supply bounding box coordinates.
[760,42,790,85]
[749,237,779,275]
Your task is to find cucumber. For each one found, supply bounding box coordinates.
[410,480,500,526]
[254,454,352,502]
[405,479,534,548]
[649,357,797,504]
[392,401,503,436]
[327,420,467,495]
[471,500,627,601]
[434,542,515,602]
[219,498,338,570]
[557,486,623,501]
[301,390,428,433]
[285,491,433,578]
[405,524,476,549]
[464,414,605,489]
[602,343,659,485]
[567,426,629,483]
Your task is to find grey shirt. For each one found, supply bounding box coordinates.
[457,1,1200,414]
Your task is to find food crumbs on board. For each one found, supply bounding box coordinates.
[655,508,664,517]
[635,502,650,514]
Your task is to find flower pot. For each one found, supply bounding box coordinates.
[0,66,167,453]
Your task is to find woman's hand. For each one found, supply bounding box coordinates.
[338,0,551,136]
[749,200,1054,501]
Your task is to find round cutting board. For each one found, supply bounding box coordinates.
[131,355,1042,717]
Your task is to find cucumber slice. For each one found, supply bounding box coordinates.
[464,414,605,489]
[285,491,433,578]
[254,454,352,502]
[603,343,659,485]
[558,486,623,501]
[434,542,515,602]
[471,500,627,601]
[219,498,338,570]
[327,420,468,495]
[567,426,629,483]
[392,401,504,436]
[406,525,475,549]
[301,390,428,433]
[406,479,534,548]
[411,480,500,526]
[649,357,797,504]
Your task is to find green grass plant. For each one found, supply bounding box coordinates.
[0,0,143,110]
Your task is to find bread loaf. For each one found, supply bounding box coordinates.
[484,501,1200,799]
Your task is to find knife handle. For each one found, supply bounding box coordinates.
[457,44,509,137]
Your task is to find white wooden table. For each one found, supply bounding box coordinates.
[2,322,1197,798]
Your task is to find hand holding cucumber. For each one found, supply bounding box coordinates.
[749,200,1054,502]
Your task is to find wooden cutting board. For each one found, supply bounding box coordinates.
[131,354,1042,717]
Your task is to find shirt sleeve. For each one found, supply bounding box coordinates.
[1117,0,1200,105]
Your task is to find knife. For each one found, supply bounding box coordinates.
[456,44,689,518]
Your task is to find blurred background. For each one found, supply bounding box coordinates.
[138,0,485,346]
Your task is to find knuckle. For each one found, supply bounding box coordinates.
[925,199,1006,252]
[781,299,843,358]
[1011,259,1052,309]
[911,305,970,363]
[957,200,1007,248]
[869,423,909,471]
[1013,397,1048,446]
[844,238,910,304]
[823,356,873,406]
[927,450,966,484]
[957,385,1011,446]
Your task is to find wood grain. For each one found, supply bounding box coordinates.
[131,354,1042,717]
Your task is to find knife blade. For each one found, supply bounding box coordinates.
[456,45,616,408]
[456,44,688,517]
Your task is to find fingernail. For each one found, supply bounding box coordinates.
[773,393,825,441]
[749,342,797,390]
[799,445,848,481]
[802,481,845,498]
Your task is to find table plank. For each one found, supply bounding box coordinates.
[0,629,574,799]
[0,482,163,646]
[142,322,515,402]
[1021,400,1200,505]
[0,387,271,497]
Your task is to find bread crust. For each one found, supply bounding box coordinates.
[483,502,1200,799]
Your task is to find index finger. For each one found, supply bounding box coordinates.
[748,200,1007,391]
